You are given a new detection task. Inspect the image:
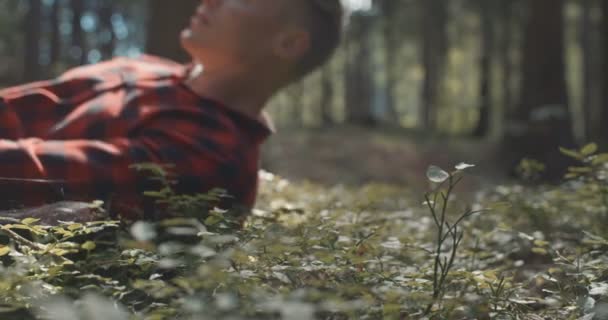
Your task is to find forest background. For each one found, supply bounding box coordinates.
[3,0,607,184]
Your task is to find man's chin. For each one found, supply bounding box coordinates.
[180,31,197,51]
[179,36,205,61]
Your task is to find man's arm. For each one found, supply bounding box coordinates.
[0,119,231,220]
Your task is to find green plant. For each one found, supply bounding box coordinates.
[0,158,607,319]
[130,163,237,228]
[423,163,483,315]
[559,143,608,231]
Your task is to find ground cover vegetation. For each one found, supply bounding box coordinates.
[0,0,607,319]
[0,145,606,319]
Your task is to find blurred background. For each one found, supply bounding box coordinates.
[1,0,607,188]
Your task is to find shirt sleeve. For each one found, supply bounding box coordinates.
[0,79,106,140]
[0,117,238,219]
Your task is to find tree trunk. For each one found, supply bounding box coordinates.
[601,0,608,143]
[146,0,199,62]
[99,3,117,59]
[49,0,61,67]
[70,0,86,64]
[581,0,598,142]
[500,0,514,119]
[24,0,42,81]
[420,0,448,131]
[344,13,375,126]
[473,0,495,137]
[378,0,401,124]
[505,0,575,180]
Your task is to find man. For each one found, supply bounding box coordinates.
[0,0,343,222]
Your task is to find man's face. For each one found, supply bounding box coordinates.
[180,0,292,68]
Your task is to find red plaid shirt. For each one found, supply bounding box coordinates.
[0,55,272,219]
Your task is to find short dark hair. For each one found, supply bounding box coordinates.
[292,0,343,80]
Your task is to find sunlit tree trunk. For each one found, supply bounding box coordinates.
[24,0,42,81]
[146,0,199,62]
[505,0,575,179]
[420,0,448,131]
[473,0,495,137]
[344,13,375,126]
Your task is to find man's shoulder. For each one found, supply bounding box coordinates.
[132,54,184,68]
[60,55,187,80]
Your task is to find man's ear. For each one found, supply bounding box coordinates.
[274,29,310,62]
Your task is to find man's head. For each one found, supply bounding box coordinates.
[180,0,343,85]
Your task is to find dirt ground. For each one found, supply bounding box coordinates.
[261,126,509,196]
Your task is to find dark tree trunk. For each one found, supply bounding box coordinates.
[500,0,514,119]
[377,0,401,124]
[473,0,495,137]
[581,0,599,142]
[24,0,42,81]
[146,0,199,62]
[70,0,86,64]
[505,0,575,180]
[581,0,592,140]
[344,13,375,126]
[99,3,117,59]
[420,0,448,131]
[49,0,62,67]
[518,0,569,121]
[601,0,608,143]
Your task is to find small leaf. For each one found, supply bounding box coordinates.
[426,165,449,183]
[142,191,165,198]
[455,162,475,170]
[592,153,608,165]
[81,241,96,251]
[0,245,10,256]
[518,232,535,241]
[568,166,593,174]
[273,272,292,284]
[559,147,583,160]
[67,223,83,231]
[564,173,580,179]
[21,217,40,225]
[88,200,105,210]
[50,248,71,256]
[4,224,46,235]
[487,202,511,210]
[204,215,223,226]
[131,221,157,242]
[581,143,598,156]
[531,247,548,255]
[590,282,608,296]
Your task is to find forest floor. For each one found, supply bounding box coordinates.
[262,125,509,197]
[2,126,607,319]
